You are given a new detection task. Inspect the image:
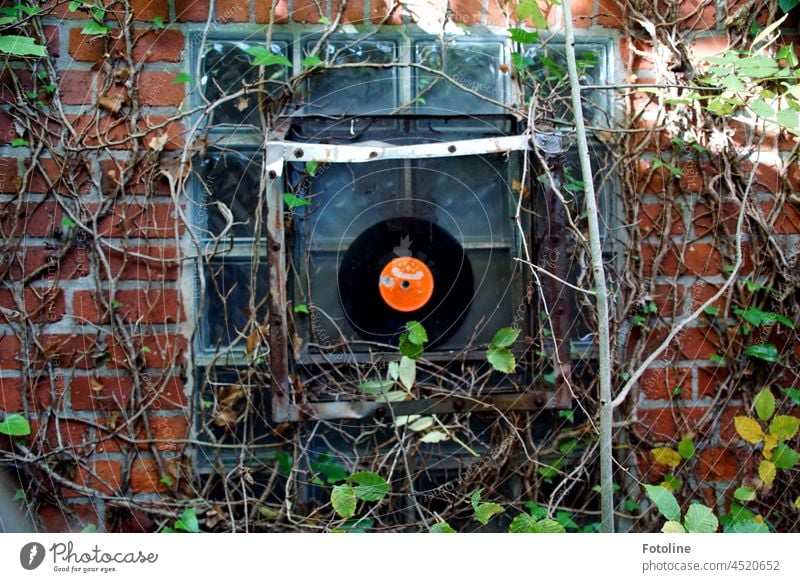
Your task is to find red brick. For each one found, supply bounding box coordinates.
[96,201,183,239]
[41,419,92,453]
[639,368,692,400]
[0,201,64,238]
[691,35,729,59]
[638,202,685,236]
[596,0,625,28]
[70,460,123,496]
[73,289,184,324]
[42,26,60,58]
[678,0,716,30]
[176,0,211,21]
[0,158,19,193]
[68,28,107,62]
[635,159,669,194]
[293,0,325,23]
[762,201,800,235]
[0,111,17,146]
[132,30,184,63]
[58,70,96,106]
[255,0,290,23]
[143,415,189,452]
[719,406,746,442]
[620,38,656,71]
[752,159,781,193]
[100,160,172,197]
[0,335,22,370]
[130,0,169,20]
[137,71,186,107]
[697,367,727,399]
[635,406,709,442]
[38,504,72,533]
[546,0,594,28]
[640,367,692,401]
[634,449,670,483]
[130,457,167,493]
[104,245,180,281]
[689,282,726,312]
[652,284,685,317]
[677,327,720,360]
[26,287,66,324]
[71,375,133,411]
[694,200,745,237]
[106,333,188,370]
[9,246,90,281]
[139,115,185,151]
[641,243,724,277]
[146,377,188,410]
[697,447,747,481]
[25,157,92,194]
[0,376,22,412]
[216,0,250,22]
[30,334,99,370]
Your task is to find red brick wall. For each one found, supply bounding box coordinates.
[0,0,797,532]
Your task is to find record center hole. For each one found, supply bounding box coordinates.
[401,281,410,290]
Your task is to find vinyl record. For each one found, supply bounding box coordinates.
[338,217,473,347]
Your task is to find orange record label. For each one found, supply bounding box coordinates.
[378,257,434,312]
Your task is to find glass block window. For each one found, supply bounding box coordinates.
[202,40,290,129]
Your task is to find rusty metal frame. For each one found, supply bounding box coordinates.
[267,131,574,422]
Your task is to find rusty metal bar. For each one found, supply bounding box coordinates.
[533,134,573,408]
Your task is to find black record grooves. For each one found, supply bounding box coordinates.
[338,217,473,347]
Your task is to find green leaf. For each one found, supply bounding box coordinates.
[302,55,323,68]
[245,46,292,68]
[487,345,515,373]
[310,452,348,484]
[0,35,48,57]
[0,414,31,436]
[769,415,800,440]
[407,416,434,432]
[661,521,686,533]
[491,326,520,348]
[508,28,539,44]
[516,0,547,28]
[677,438,696,460]
[398,355,415,390]
[258,506,280,520]
[13,488,24,501]
[429,521,456,533]
[731,520,769,533]
[80,524,97,533]
[745,343,780,362]
[750,100,776,121]
[304,161,319,177]
[556,510,578,530]
[474,502,504,525]
[644,484,681,522]
[683,503,718,533]
[159,475,174,488]
[294,303,309,314]
[777,107,800,131]
[348,471,389,502]
[357,379,395,394]
[733,486,756,501]
[283,193,310,208]
[754,388,776,421]
[275,451,293,475]
[318,16,331,26]
[173,508,200,533]
[81,21,110,35]
[405,321,428,345]
[652,447,682,467]
[759,460,776,484]
[772,443,799,469]
[420,430,448,443]
[331,485,357,519]
[780,0,800,13]
[11,138,29,147]
[734,416,764,443]
[151,16,164,28]
[172,73,193,85]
